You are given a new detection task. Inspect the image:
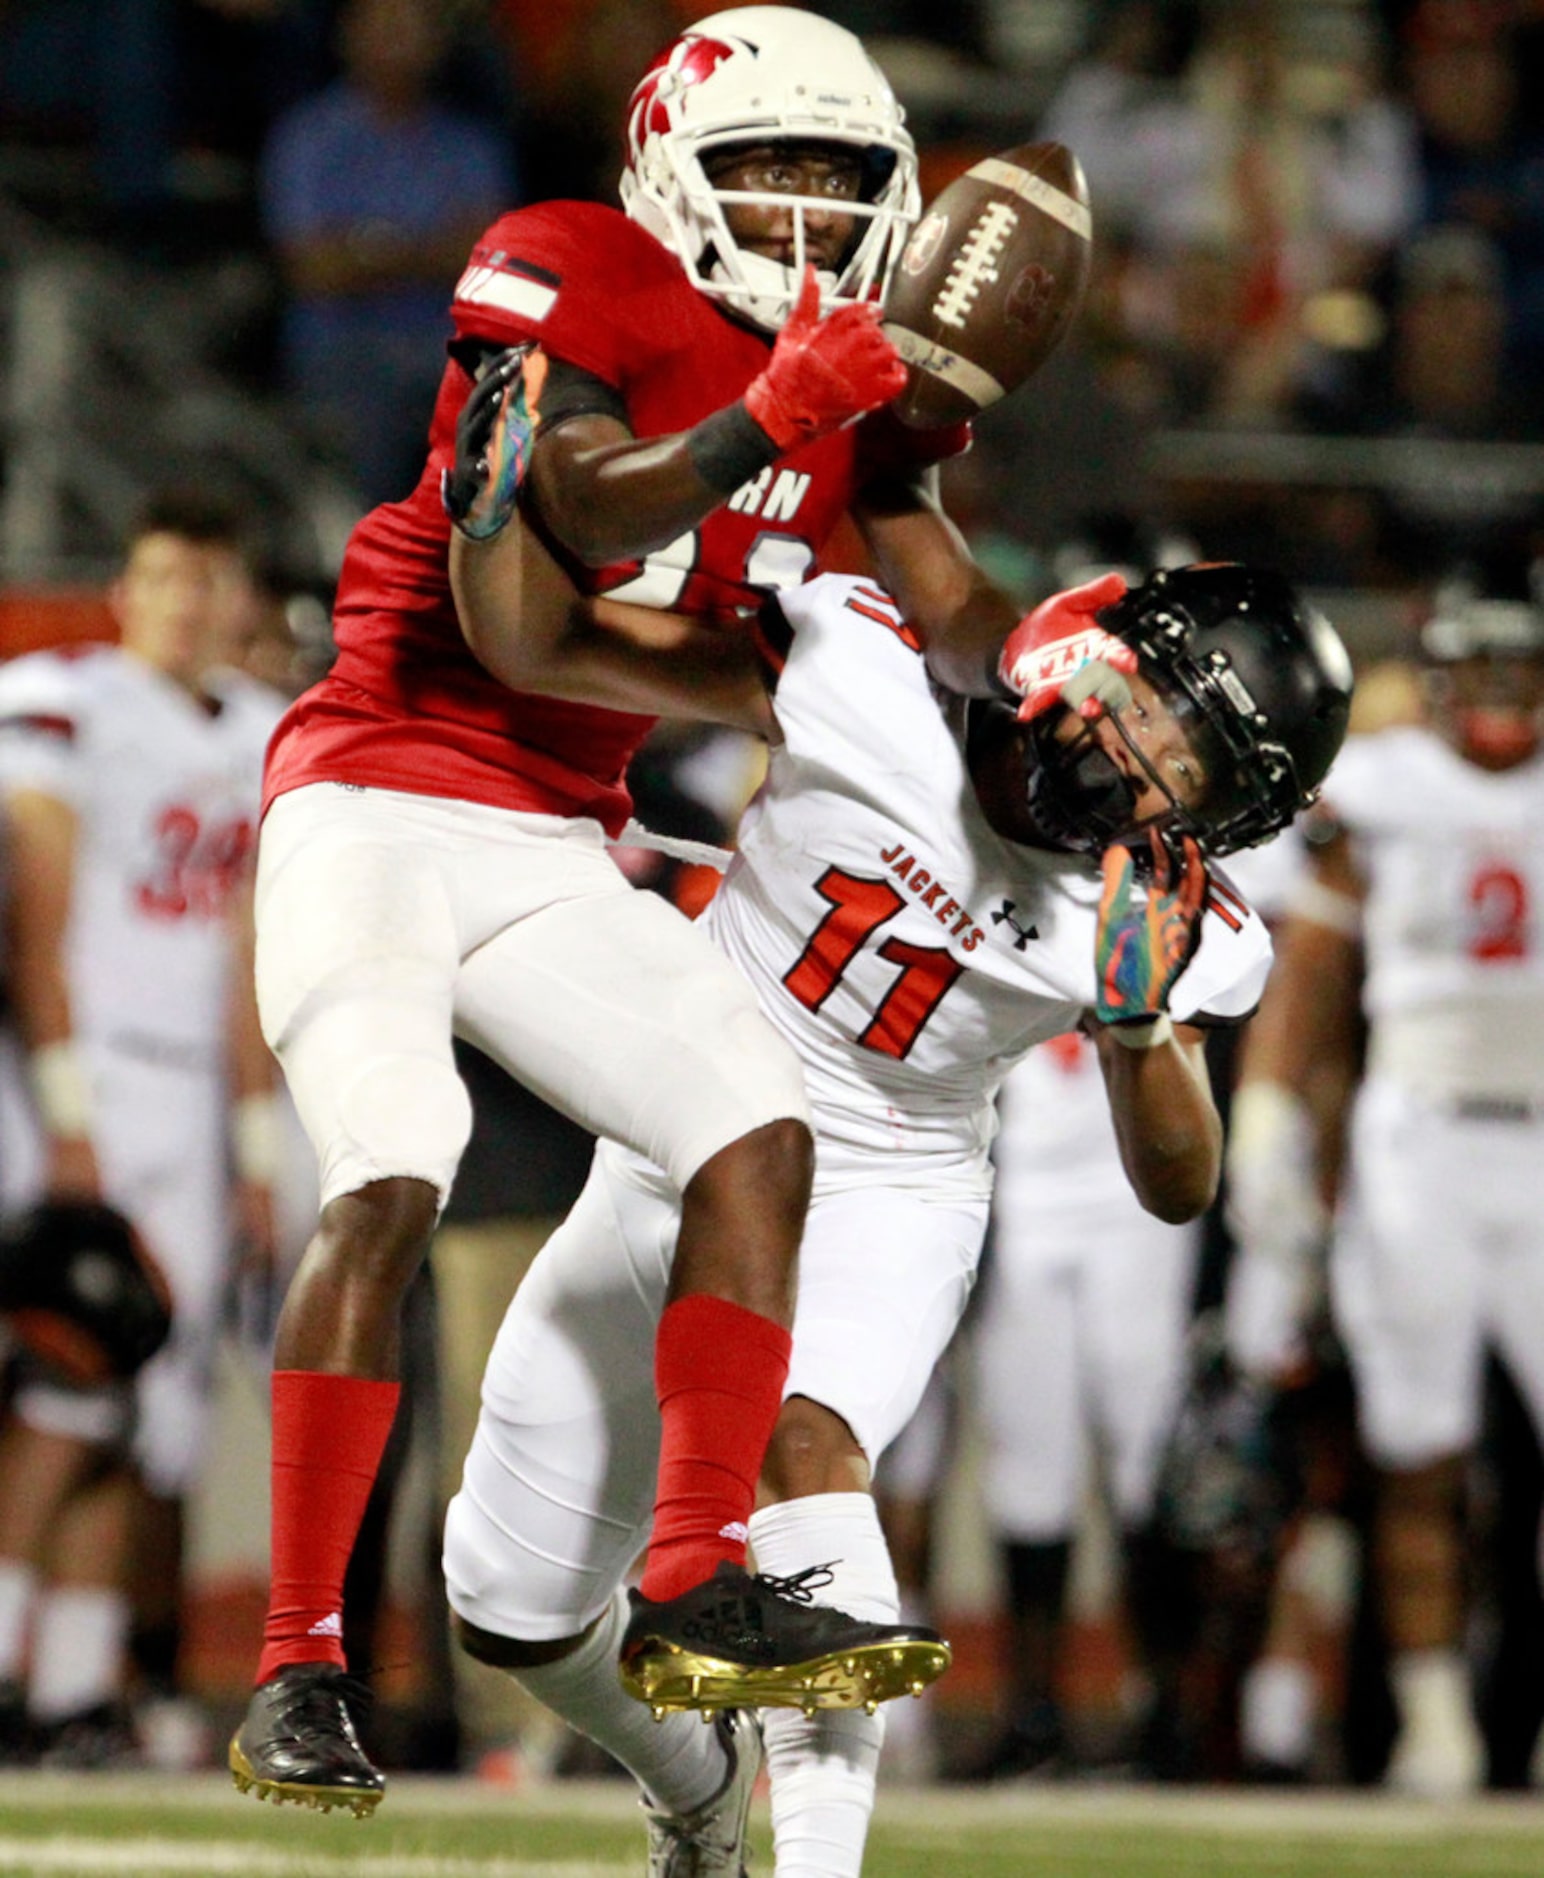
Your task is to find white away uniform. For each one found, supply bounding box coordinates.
[1324,727,1544,1467]
[0,646,282,1491]
[444,574,1271,1642]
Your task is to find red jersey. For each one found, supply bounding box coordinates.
[264,200,966,835]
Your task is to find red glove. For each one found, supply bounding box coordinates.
[743,266,908,454]
[997,572,1137,723]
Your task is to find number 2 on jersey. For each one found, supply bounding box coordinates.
[1468,861,1530,961]
[783,865,965,1059]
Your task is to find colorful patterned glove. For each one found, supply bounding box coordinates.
[997,572,1137,723]
[1094,831,1207,1027]
[441,343,547,540]
[742,266,908,453]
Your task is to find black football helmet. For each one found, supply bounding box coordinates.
[1022,563,1354,857]
[0,1199,171,1384]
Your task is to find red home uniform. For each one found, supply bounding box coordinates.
[264,200,963,833]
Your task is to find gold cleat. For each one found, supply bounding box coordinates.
[620,1633,952,1716]
[229,1743,382,1819]
[619,1561,952,1717]
[228,1665,384,1819]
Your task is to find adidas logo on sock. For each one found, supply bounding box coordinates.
[307,1611,344,1637]
[718,1521,749,1544]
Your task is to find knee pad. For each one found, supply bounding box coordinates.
[322,1052,473,1206]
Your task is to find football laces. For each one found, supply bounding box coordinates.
[933,202,1018,330]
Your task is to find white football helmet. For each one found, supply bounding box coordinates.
[620,6,919,333]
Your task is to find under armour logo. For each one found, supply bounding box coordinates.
[992,900,1039,950]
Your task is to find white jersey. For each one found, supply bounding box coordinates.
[1322,725,1544,1101]
[980,1029,1200,1533]
[993,1029,1136,1212]
[704,574,1272,1188]
[0,646,283,1063]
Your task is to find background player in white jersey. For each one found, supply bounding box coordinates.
[444,439,1353,1873]
[0,490,286,1764]
[1226,555,1544,1798]
[968,1026,1205,1778]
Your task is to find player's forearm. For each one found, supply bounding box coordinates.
[529,283,905,568]
[853,484,1019,694]
[920,573,1024,696]
[4,788,78,1054]
[1236,913,1362,1096]
[1094,1026,1222,1221]
[452,528,772,733]
[528,407,780,568]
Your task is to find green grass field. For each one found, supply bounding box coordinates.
[4,1774,1544,1877]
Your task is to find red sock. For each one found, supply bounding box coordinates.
[255,1370,401,1684]
[639,1294,792,1604]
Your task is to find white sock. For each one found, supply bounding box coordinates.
[1387,1647,1484,1795]
[1239,1655,1314,1768]
[0,1563,37,1681]
[879,1589,937,1778]
[751,1494,893,1878]
[511,1589,728,1816]
[29,1586,129,1722]
[896,1591,929,1628]
[1391,1647,1476,1739]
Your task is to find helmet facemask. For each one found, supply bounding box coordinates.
[1132,657,1308,856]
[1020,678,1280,864]
[1021,711,1145,856]
[1020,564,1353,860]
[621,11,920,332]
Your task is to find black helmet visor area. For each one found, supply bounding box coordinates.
[1021,713,1142,855]
[1020,674,1287,861]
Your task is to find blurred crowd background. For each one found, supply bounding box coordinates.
[0,0,1543,1807]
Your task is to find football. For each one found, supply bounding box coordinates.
[883,141,1093,429]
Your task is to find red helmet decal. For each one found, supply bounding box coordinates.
[626,33,741,152]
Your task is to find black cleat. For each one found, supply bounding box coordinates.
[36,1700,140,1770]
[228,1664,384,1818]
[619,1560,951,1718]
[941,1701,1068,1784]
[0,1680,33,1767]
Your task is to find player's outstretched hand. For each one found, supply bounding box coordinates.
[743,266,908,453]
[441,343,547,541]
[1094,830,1206,1029]
[997,572,1137,723]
